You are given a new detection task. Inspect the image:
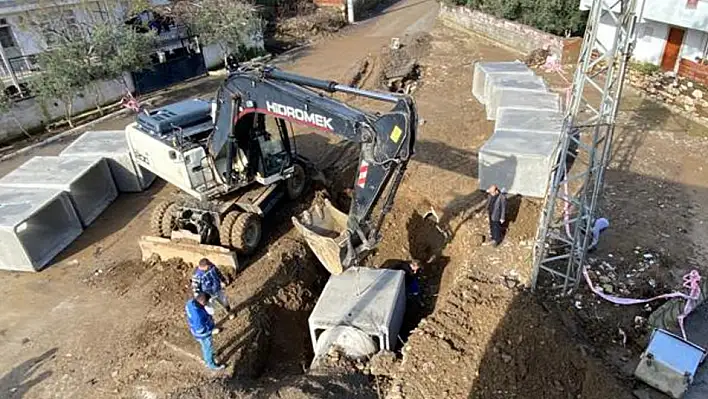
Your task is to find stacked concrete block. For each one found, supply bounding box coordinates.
[490,90,561,121]
[495,109,564,139]
[484,76,549,120]
[0,187,83,272]
[309,267,406,354]
[472,61,534,104]
[484,75,547,119]
[478,129,560,198]
[0,156,118,227]
[59,130,155,193]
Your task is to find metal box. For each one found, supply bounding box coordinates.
[472,61,533,105]
[635,329,705,399]
[491,89,561,121]
[0,188,83,272]
[308,267,406,355]
[485,75,547,119]
[0,156,118,227]
[478,129,560,198]
[494,109,565,138]
[60,130,155,192]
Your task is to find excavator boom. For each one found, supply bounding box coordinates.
[214,65,417,274]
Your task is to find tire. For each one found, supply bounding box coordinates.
[220,211,262,254]
[150,201,178,238]
[219,211,239,248]
[286,163,307,200]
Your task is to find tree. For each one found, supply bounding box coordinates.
[172,0,264,65]
[23,0,156,124]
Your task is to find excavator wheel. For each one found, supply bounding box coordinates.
[286,163,307,200]
[220,211,262,255]
[150,201,179,238]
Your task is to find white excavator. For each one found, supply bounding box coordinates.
[125,63,418,274]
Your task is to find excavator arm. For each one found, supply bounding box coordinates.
[210,65,417,274]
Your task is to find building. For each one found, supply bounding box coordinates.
[0,0,127,90]
[0,0,261,95]
[0,0,262,142]
[581,0,708,71]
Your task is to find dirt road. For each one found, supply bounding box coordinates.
[3,1,708,398]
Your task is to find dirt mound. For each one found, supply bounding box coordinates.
[378,33,431,93]
[390,265,632,399]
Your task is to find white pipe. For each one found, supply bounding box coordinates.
[347,0,355,24]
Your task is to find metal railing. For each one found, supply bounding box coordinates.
[0,54,40,81]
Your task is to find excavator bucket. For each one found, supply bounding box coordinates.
[292,199,349,275]
[138,234,239,270]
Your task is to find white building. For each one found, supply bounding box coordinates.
[0,1,131,83]
[581,0,708,71]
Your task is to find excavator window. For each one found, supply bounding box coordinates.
[256,113,289,176]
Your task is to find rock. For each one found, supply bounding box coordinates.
[692,89,703,99]
[501,353,512,363]
[602,284,614,294]
[599,275,612,284]
[688,81,694,88]
[370,350,398,377]
[680,84,688,91]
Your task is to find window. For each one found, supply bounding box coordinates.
[0,26,16,49]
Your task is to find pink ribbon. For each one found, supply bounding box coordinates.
[583,267,702,340]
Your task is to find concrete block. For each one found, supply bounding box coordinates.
[472,61,533,104]
[309,267,406,354]
[0,188,82,272]
[0,156,118,227]
[490,89,561,121]
[479,129,560,198]
[485,75,547,119]
[495,109,565,138]
[59,130,155,192]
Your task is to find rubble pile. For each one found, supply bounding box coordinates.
[626,69,708,121]
[573,247,672,339]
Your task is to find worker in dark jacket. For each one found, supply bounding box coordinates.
[191,258,235,323]
[486,185,507,247]
[185,293,224,370]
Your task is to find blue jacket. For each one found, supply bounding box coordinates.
[185,299,214,339]
[191,266,224,297]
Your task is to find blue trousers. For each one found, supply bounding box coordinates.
[196,335,218,368]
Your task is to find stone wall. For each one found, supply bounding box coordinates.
[438,3,582,64]
[627,68,708,125]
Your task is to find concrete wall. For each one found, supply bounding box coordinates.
[0,73,134,143]
[438,4,582,64]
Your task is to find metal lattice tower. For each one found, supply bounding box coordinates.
[531,0,643,291]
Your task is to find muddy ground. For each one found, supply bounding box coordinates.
[3,0,708,398]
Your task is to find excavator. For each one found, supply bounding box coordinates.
[125,63,417,274]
